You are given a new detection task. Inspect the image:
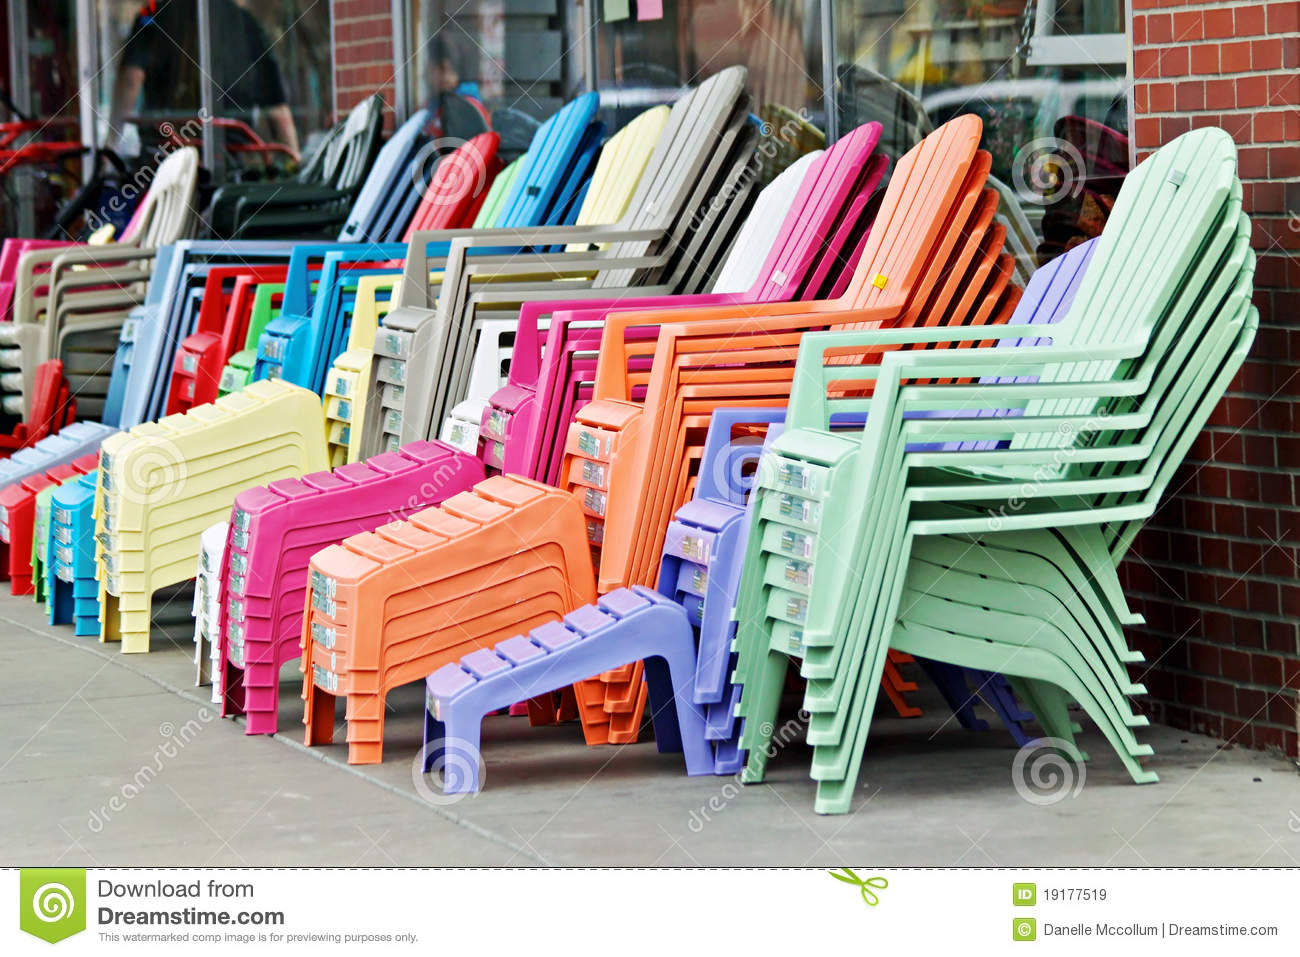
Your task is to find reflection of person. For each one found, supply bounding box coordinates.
[422,34,491,141]
[109,0,299,156]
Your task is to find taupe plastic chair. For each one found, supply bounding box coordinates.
[360,67,760,457]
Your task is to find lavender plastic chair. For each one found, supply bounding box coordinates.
[422,586,711,793]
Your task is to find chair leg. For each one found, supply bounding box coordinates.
[739,648,789,784]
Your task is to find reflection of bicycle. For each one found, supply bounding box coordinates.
[0,114,85,239]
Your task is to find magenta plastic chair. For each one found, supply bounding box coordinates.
[218,439,484,734]
[481,121,890,487]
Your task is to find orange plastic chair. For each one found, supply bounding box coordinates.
[300,475,594,763]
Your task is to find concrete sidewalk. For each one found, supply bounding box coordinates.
[1,591,1297,866]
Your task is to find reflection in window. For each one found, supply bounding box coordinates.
[593,0,823,123]
[101,0,332,169]
[835,0,1130,268]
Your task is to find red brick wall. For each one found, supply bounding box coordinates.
[1126,0,1299,757]
[332,0,397,126]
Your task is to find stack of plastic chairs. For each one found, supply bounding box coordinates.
[248,131,507,393]
[550,115,1019,732]
[0,452,98,595]
[325,101,666,464]
[301,115,977,754]
[95,380,328,652]
[731,127,1255,813]
[300,475,595,763]
[206,96,385,239]
[482,121,889,488]
[208,440,483,734]
[218,283,288,397]
[192,521,229,695]
[358,66,762,458]
[165,264,291,414]
[0,146,200,429]
[46,471,103,635]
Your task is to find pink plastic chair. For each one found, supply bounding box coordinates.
[217,440,484,734]
[482,121,889,487]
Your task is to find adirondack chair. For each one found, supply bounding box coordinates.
[95,380,329,653]
[0,147,200,428]
[206,96,386,239]
[359,66,759,457]
[246,95,609,394]
[481,120,887,488]
[319,158,529,465]
[493,114,1019,739]
[336,107,434,244]
[295,114,1018,759]
[248,132,507,392]
[730,127,1254,813]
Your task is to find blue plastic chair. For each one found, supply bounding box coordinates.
[252,93,603,391]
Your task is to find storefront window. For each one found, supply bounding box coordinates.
[409,0,578,157]
[592,0,823,129]
[98,0,332,171]
[835,0,1131,265]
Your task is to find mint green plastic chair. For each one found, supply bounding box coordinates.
[732,127,1258,814]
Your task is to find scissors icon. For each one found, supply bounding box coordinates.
[828,867,888,906]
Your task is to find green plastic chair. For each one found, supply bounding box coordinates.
[218,283,287,396]
[731,127,1258,814]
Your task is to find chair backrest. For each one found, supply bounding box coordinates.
[338,107,433,242]
[570,106,671,233]
[318,95,386,193]
[595,68,753,288]
[121,146,201,246]
[471,157,523,228]
[494,92,602,229]
[403,133,503,237]
[1022,126,1241,437]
